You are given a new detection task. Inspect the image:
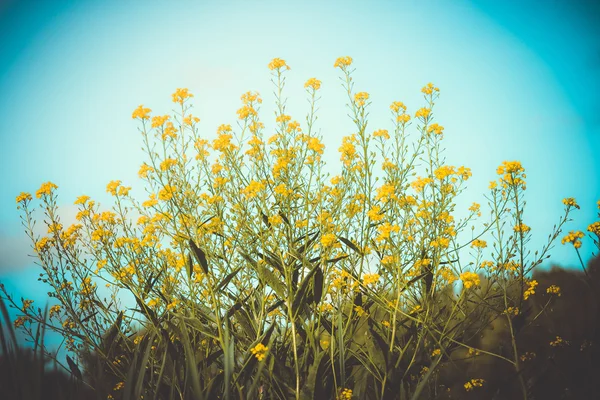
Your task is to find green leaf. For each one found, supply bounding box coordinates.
[301,351,326,400]
[102,310,124,352]
[337,236,362,255]
[66,354,82,381]
[256,260,286,299]
[292,265,320,318]
[313,266,324,305]
[167,319,203,399]
[326,255,349,264]
[189,239,209,275]
[187,254,193,280]
[216,266,243,293]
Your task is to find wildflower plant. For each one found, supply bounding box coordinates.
[5,56,599,400]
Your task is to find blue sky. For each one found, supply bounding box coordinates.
[1,0,599,335]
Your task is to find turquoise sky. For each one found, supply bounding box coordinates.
[1,0,599,330]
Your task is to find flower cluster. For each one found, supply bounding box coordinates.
[523,280,538,300]
[250,343,269,361]
[338,388,353,399]
[496,160,526,189]
[546,285,561,296]
[460,272,480,289]
[464,378,485,391]
[561,230,584,249]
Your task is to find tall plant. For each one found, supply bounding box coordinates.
[5,56,598,400]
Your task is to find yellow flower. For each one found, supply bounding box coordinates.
[460,272,480,289]
[118,186,131,196]
[411,176,433,193]
[268,58,290,71]
[333,56,353,68]
[162,122,177,140]
[377,223,400,241]
[36,182,58,199]
[376,183,396,202]
[307,137,325,154]
[390,101,407,113]
[243,180,265,199]
[304,78,321,90]
[464,379,484,391]
[561,230,584,249]
[241,91,262,105]
[549,336,565,347]
[362,273,380,286]
[514,223,531,233]
[73,195,90,205]
[16,192,32,204]
[431,237,450,249]
[158,185,176,201]
[588,221,600,236]
[434,165,455,181]
[151,115,169,128]
[338,388,353,400]
[321,233,337,248]
[106,180,121,196]
[213,132,235,152]
[49,305,61,318]
[354,305,367,317]
[396,114,411,124]
[132,105,151,119]
[354,92,369,107]
[414,107,431,120]
[339,135,357,166]
[250,343,269,361]
[160,158,177,171]
[237,105,257,120]
[520,351,536,362]
[470,239,487,249]
[138,163,155,178]
[367,206,384,222]
[431,348,441,357]
[142,193,158,208]
[496,161,526,189]
[427,123,444,135]
[421,82,440,95]
[562,197,579,209]
[546,285,561,296]
[523,280,538,300]
[373,129,389,139]
[172,88,193,104]
[503,307,519,316]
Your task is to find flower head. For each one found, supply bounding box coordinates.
[268,58,290,71]
[106,180,121,196]
[561,230,584,249]
[334,56,353,68]
[250,343,269,361]
[304,78,321,90]
[172,88,193,104]
[460,272,480,289]
[36,182,58,199]
[354,92,369,107]
[16,192,32,204]
[562,197,580,209]
[132,105,151,120]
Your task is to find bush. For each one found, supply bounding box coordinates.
[5,56,600,400]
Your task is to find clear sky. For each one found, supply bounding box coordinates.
[1,0,599,328]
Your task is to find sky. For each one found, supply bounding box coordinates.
[0,0,599,343]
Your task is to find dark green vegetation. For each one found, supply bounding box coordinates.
[2,255,599,400]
